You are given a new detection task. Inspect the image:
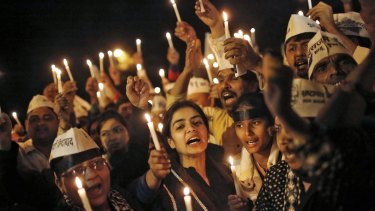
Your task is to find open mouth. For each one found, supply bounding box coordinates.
[294,58,308,71]
[187,137,201,145]
[284,152,296,160]
[86,183,103,197]
[245,139,258,147]
[221,90,236,103]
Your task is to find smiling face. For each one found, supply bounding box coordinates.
[99,118,129,154]
[285,36,311,79]
[217,69,250,111]
[56,156,110,209]
[169,107,209,158]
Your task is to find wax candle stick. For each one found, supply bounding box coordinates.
[223,12,230,39]
[75,177,92,211]
[298,10,304,16]
[56,68,63,94]
[207,54,215,60]
[229,156,241,195]
[154,87,161,94]
[107,50,114,67]
[12,112,21,125]
[136,39,142,55]
[183,187,193,211]
[166,32,174,49]
[308,0,312,9]
[171,0,182,22]
[199,0,205,13]
[99,52,104,74]
[213,78,219,84]
[203,58,213,84]
[244,34,253,47]
[250,28,256,47]
[51,65,57,84]
[86,59,95,78]
[213,62,219,69]
[158,123,163,133]
[159,69,165,78]
[145,113,161,150]
[63,59,74,81]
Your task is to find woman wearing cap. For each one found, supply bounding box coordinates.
[50,127,169,211]
[227,93,280,209]
[150,100,237,211]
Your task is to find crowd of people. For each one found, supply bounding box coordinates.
[1,0,375,210]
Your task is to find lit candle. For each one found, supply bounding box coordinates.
[183,187,193,211]
[308,0,312,9]
[154,87,161,94]
[114,49,123,58]
[159,68,165,78]
[75,177,92,211]
[250,28,256,47]
[99,52,104,74]
[171,0,182,22]
[145,113,161,150]
[86,59,95,78]
[107,50,114,67]
[316,20,320,25]
[203,58,213,84]
[51,65,57,84]
[298,10,304,16]
[238,30,244,39]
[12,112,21,125]
[166,32,174,49]
[56,68,63,94]
[136,64,142,72]
[136,39,142,55]
[158,123,163,133]
[199,0,205,13]
[63,59,74,81]
[229,156,241,195]
[213,78,219,84]
[98,82,104,92]
[96,91,101,99]
[223,12,230,39]
[207,54,215,60]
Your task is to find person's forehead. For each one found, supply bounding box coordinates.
[286,37,310,46]
[28,107,55,118]
[217,68,235,77]
[172,107,201,122]
[101,118,123,130]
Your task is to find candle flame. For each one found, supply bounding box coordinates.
[98,82,104,91]
[213,78,219,84]
[51,65,56,72]
[183,187,190,196]
[222,11,228,22]
[12,112,17,119]
[145,113,151,123]
[114,49,123,58]
[250,28,256,33]
[158,123,163,132]
[159,69,165,77]
[213,62,219,68]
[171,0,176,4]
[107,50,113,56]
[56,68,62,75]
[86,59,92,67]
[148,100,153,105]
[244,34,251,42]
[75,177,83,189]
[136,64,142,71]
[96,91,101,98]
[233,33,240,38]
[166,32,171,39]
[316,20,320,24]
[99,52,104,59]
[154,87,161,94]
[203,58,209,66]
[63,59,68,66]
[229,156,234,166]
[238,30,243,37]
[207,54,214,60]
[298,10,304,16]
[136,39,141,45]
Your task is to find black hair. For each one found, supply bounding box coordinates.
[162,100,209,139]
[231,93,274,123]
[97,110,129,134]
[284,32,316,52]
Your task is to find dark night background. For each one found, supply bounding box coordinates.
[0,0,351,122]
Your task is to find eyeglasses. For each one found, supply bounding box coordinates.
[61,158,107,179]
[100,125,125,138]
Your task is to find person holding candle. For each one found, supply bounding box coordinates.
[228,93,281,208]
[49,127,146,210]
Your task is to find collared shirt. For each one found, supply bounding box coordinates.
[17,139,50,173]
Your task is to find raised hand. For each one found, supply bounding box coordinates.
[224,38,261,71]
[126,76,150,110]
[167,47,180,65]
[0,112,12,151]
[185,38,203,72]
[194,0,221,28]
[307,2,336,32]
[174,21,197,43]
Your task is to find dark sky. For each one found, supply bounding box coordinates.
[0,0,345,121]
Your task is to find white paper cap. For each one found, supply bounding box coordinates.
[27,95,55,114]
[307,30,350,78]
[187,77,210,96]
[285,14,321,43]
[151,95,166,113]
[334,12,370,39]
[291,78,336,117]
[49,127,99,162]
[218,57,233,71]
